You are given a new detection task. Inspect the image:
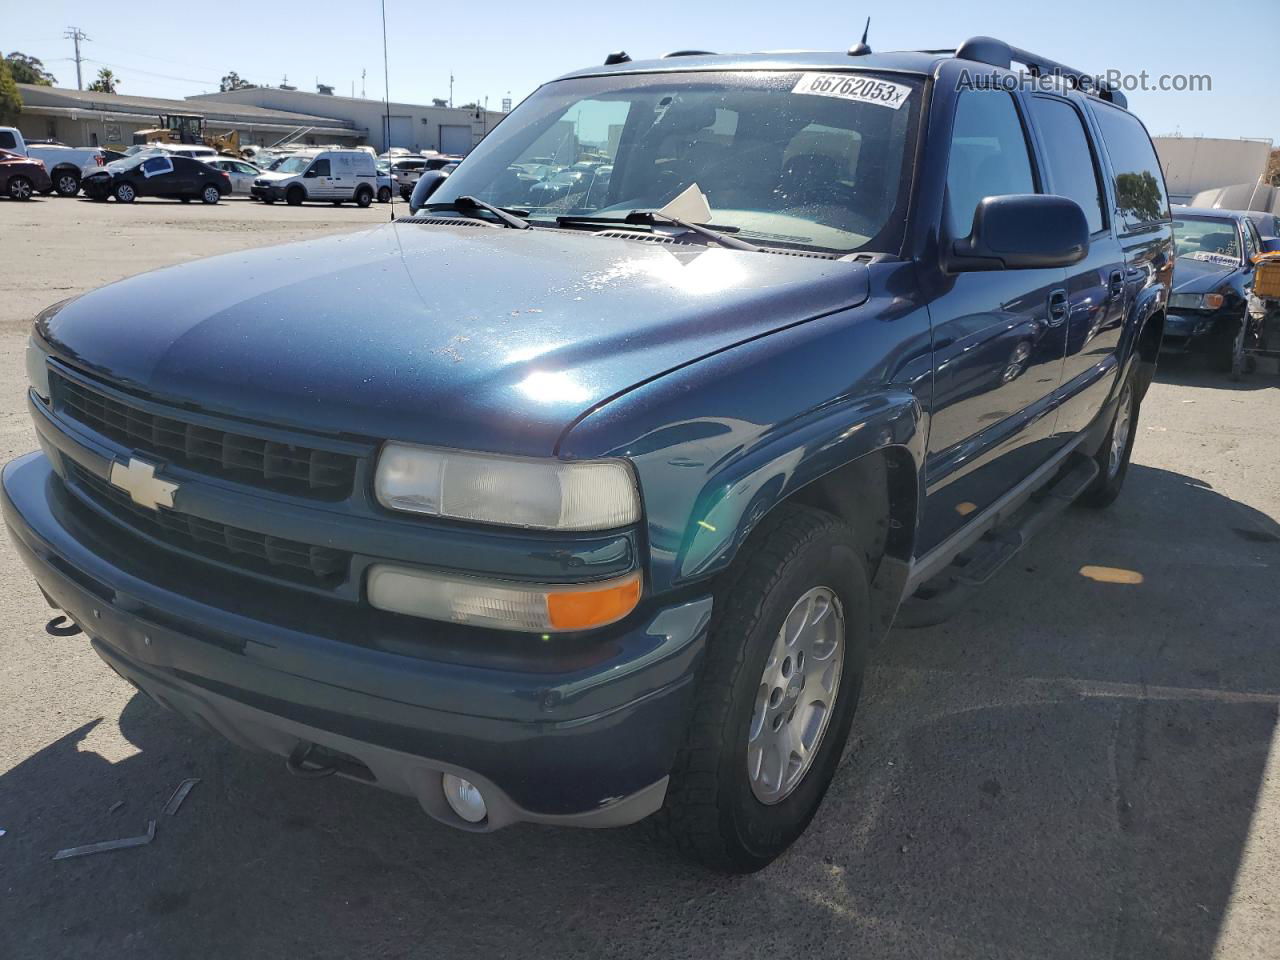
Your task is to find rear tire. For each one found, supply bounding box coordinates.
[355,186,373,208]
[201,185,221,205]
[1079,365,1140,508]
[7,176,34,201]
[286,186,304,206]
[54,169,81,197]
[654,504,869,873]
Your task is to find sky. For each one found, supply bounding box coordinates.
[6,0,1278,144]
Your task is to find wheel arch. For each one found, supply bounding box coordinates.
[1134,307,1164,400]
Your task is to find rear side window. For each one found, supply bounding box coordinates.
[0,131,17,150]
[946,91,1037,238]
[1028,97,1105,234]
[1092,105,1170,232]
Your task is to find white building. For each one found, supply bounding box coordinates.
[187,88,506,154]
[1153,136,1273,205]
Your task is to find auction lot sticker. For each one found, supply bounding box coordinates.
[792,73,911,109]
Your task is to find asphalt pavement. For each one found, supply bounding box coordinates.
[1,195,1278,959]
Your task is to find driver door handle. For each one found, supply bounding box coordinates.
[1047,288,1069,326]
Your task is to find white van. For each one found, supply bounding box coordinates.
[249,149,378,207]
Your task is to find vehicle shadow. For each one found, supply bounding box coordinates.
[1,464,1277,960]
[1156,353,1280,391]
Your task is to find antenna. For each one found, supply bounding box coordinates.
[848,17,872,57]
[380,0,395,222]
[64,26,90,90]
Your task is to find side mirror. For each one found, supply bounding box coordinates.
[946,194,1090,272]
[303,168,317,178]
[409,170,450,214]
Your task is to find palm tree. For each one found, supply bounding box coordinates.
[87,68,118,94]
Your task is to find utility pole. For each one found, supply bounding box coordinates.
[361,68,366,98]
[64,27,89,90]
[449,74,454,108]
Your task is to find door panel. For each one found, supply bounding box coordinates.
[1026,95,1127,437]
[919,88,1069,553]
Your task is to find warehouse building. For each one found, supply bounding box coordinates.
[186,87,506,154]
[14,84,363,149]
[1153,135,1274,205]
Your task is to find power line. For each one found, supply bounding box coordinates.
[82,58,217,87]
[63,26,89,90]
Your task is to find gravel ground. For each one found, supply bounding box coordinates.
[1,195,1278,960]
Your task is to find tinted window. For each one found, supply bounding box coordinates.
[1242,219,1259,261]
[0,131,17,150]
[946,91,1037,238]
[310,159,331,176]
[1029,97,1105,234]
[1093,105,1170,231]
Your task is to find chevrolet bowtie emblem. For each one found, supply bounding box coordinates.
[109,457,179,511]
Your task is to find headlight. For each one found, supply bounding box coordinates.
[1169,292,1225,311]
[375,442,640,531]
[25,336,51,403]
[367,566,642,632]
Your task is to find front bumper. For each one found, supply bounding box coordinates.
[3,451,712,830]
[1161,310,1238,353]
[250,184,287,201]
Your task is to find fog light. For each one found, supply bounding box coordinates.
[442,773,487,823]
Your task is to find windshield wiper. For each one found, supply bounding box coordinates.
[428,195,530,229]
[556,210,762,252]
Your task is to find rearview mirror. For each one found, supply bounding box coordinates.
[946,194,1089,272]
[409,170,450,214]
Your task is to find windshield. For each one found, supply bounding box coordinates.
[275,156,313,174]
[1173,217,1241,262]
[431,70,922,253]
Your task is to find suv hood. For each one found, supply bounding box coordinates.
[39,223,870,456]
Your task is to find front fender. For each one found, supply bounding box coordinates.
[560,278,934,595]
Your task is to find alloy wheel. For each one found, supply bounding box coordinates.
[746,586,845,804]
[1109,382,1133,478]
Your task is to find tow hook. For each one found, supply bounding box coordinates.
[285,741,339,779]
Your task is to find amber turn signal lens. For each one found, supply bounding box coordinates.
[1202,293,1225,310]
[547,572,643,631]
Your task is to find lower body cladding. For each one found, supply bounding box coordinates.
[2,453,713,832]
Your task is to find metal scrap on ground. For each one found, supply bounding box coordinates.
[162,778,201,816]
[52,820,156,861]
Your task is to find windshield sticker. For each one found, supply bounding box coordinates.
[1190,251,1237,266]
[792,73,911,110]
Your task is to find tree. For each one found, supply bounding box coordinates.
[220,71,254,92]
[1268,149,1280,188]
[1115,171,1165,223]
[4,52,56,86]
[0,59,22,125]
[86,67,118,94]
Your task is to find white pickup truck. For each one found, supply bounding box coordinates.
[0,127,104,197]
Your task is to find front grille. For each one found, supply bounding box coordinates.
[66,461,349,588]
[53,373,357,500]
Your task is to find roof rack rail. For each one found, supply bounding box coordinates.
[604,51,631,65]
[662,50,716,58]
[954,36,1128,108]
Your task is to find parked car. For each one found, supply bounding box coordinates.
[208,157,264,195]
[0,149,53,200]
[0,126,102,197]
[391,157,428,199]
[375,160,394,203]
[250,149,377,207]
[1164,206,1264,368]
[1241,210,1280,243]
[80,153,231,204]
[7,38,1173,873]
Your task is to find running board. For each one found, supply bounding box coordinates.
[895,453,1099,627]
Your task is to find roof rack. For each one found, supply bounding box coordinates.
[662,50,716,58]
[954,36,1128,108]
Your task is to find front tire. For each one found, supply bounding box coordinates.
[54,170,81,197]
[286,186,304,206]
[7,176,34,201]
[377,186,392,203]
[655,504,868,873]
[1079,366,1140,508]
[113,182,136,203]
